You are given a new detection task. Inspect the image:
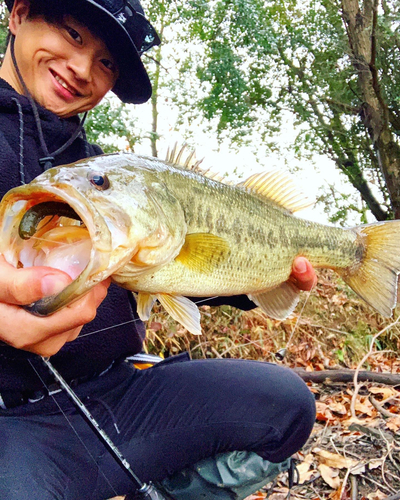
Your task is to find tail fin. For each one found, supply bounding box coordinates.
[340,221,400,317]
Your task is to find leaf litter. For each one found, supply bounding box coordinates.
[107,270,400,499]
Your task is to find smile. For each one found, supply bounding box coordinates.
[52,71,81,96]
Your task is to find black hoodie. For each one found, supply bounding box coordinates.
[0,79,145,392]
[0,79,256,394]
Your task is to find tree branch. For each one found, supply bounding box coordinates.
[293,368,400,386]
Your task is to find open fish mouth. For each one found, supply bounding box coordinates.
[0,185,115,315]
[17,200,92,281]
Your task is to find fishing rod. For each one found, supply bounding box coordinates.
[41,356,169,500]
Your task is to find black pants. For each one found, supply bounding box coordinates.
[0,358,315,499]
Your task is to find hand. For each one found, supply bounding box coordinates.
[290,256,317,292]
[0,256,110,357]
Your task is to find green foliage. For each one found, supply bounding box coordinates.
[142,0,400,223]
[0,5,9,64]
[317,185,369,226]
[84,97,141,153]
[81,0,400,223]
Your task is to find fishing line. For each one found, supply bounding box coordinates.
[27,358,120,499]
[78,296,220,339]
[275,285,315,362]
[28,236,73,247]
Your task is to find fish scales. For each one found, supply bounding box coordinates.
[1,151,400,335]
[120,165,362,296]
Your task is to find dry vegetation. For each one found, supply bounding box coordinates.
[141,270,400,499]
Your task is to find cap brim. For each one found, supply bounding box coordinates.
[79,0,153,104]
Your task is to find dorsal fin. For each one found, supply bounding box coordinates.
[238,170,313,213]
[165,143,204,171]
[165,143,234,185]
[165,145,312,212]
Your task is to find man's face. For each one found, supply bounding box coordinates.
[7,3,119,118]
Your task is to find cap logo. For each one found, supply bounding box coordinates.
[116,12,127,23]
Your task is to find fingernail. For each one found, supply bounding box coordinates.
[293,258,307,273]
[41,275,70,296]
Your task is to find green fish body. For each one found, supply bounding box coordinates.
[1,152,399,335]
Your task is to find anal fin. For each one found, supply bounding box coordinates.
[248,281,300,320]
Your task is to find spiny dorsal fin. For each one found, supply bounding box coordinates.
[165,143,235,186]
[165,143,204,171]
[165,145,311,210]
[238,170,313,213]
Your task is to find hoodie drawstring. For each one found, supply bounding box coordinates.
[10,34,89,172]
[11,97,25,185]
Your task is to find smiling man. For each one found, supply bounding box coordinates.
[0,1,316,499]
[2,10,118,116]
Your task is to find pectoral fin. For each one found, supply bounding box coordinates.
[157,294,202,335]
[175,233,229,274]
[248,281,300,320]
[136,292,157,321]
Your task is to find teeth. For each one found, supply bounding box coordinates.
[54,74,75,94]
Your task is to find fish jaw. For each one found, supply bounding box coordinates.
[0,182,129,315]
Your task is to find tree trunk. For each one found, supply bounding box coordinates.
[150,44,162,158]
[341,0,400,218]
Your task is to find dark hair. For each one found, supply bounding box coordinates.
[26,0,111,52]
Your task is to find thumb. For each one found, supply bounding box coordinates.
[0,256,72,305]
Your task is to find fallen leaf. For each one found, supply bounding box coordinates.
[368,386,397,400]
[318,463,341,488]
[386,416,400,432]
[316,402,335,421]
[350,462,365,475]
[149,321,163,331]
[297,453,316,484]
[315,449,358,469]
[368,458,384,470]
[367,490,386,500]
[354,400,375,417]
[328,489,342,500]
[328,401,348,415]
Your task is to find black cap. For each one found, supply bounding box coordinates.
[5,0,161,104]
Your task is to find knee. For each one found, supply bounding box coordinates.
[253,365,316,462]
[270,365,316,431]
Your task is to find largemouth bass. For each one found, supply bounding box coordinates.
[1,151,400,335]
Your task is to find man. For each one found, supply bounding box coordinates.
[0,1,316,499]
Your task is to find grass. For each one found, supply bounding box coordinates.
[144,269,400,370]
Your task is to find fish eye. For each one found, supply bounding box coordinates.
[88,172,110,190]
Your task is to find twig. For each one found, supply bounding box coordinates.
[350,475,357,500]
[340,468,351,499]
[351,317,400,418]
[293,368,400,385]
[384,493,400,500]
[360,472,393,493]
[370,395,398,418]
[381,450,398,494]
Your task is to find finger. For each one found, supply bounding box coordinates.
[27,327,83,357]
[291,257,317,292]
[0,280,110,351]
[0,256,72,305]
[36,280,110,336]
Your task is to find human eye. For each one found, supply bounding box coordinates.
[65,26,82,44]
[101,58,117,73]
